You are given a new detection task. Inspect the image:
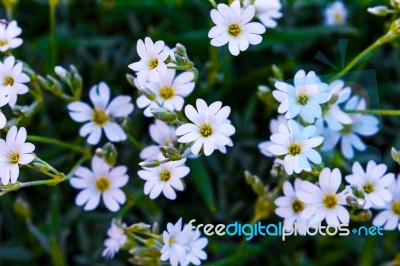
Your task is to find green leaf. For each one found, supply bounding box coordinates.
[187,159,216,213]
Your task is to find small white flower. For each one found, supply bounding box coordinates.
[137,69,195,117]
[258,115,287,157]
[373,175,400,230]
[102,219,127,259]
[267,120,324,175]
[0,85,10,129]
[275,179,308,234]
[138,159,189,200]
[160,218,191,266]
[345,161,394,209]
[273,70,330,123]
[182,228,208,266]
[67,82,134,145]
[316,80,352,131]
[0,20,23,52]
[140,120,177,160]
[0,126,35,185]
[208,1,266,56]
[70,156,129,212]
[243,0,282,28]
[297,168,350,226]
[324,1,348,26]
[0,56,30,107]
[321,95,379,159]
[176,99,235,156]
[128,37,169,85]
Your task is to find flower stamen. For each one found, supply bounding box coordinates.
[160,170,171,182]
[96,177,110,192]
[92,108,109,126]
[288,143,301,156]
[228,24,241,37]
[148,58,159,69]
[292,199,304,213]
[200,123,213,137]
[323,194,338,209]
[159,86,175,100]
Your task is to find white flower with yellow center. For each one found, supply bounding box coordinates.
[345,161,394,209]
[258,115,287,157]
[102,219,127,259]
[0,56,30,107]
[324,1,348,26]
[128,37,169,85]
[373,175,400,230]
[275,179,308,233]
[0,20,23,52]
[176,99,235,156]
[70,156,129,212]
[0,126,35,185]
[208,1,266,56]
[140,120,177,160]
[137,69,195,117]
[138,159,189,200]
[297,168,349,226]
[267,120,324,175]
[243,0,282,28]
[67,82,134,145]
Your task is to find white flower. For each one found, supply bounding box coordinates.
[70,156,129,212]
[321,95,379,159]
[138,159,189,200]
[267,120,324,175]
[297,168,350,226]
[243,0,282,28]
[140,120,177,160]
[273,70,330,123]
[0,20,22,52]
[275,179,308,233]
[208,1,266,56]
[316,80,352,131]
[137,69,195,117]
[160,218,191,266]
[0,85,10,129]
[67,82,134,145]
[0,126,35,185]
[258,115,287,157]
[182,228,208,266]
[345,161,394,209]
[102,219,127,259]
[176,99,235,156]
[373,175,400,230]
[128,37,169,85]
[0,56,30,107]
[324,1,348,26]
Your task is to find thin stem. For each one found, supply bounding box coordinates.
[330,32,397,81]
[49,3,57,67]
[346,109,400,116]
[127,134,142,150]
[27,135,89,156]
[209,0,217,8]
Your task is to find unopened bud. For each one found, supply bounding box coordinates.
[32,162,50,172]
[350,209,372,222]
[271,64,283,80]
[391,0,400,9]
[351,185,366,199]
[126,74,136,88]
[54,66,68,79]
[390,19,400,35]
[13,197,31,219]
[159,146,182,161]
[151,107,177,123]
[391,147,400,164]
[139,159,161,168]
[367,6,390,16]
[175,43,187,57]
[346,195,366,209]
[141,87,157,101]
[103,143,118,166]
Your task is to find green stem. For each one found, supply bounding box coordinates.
[209,0,217,8]
[127,134,142,150]
[330,32,397,81]
[27,135,89,156]
[49,3,57,67]
[346,109,400,116]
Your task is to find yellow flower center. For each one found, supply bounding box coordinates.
[291,199,304,213]
[148,58,159,69]
[200,123,213,137]
[92,108,109,126]
[335,13,343,22]
[228,24,241,37]
[160,170,171,182]
[169,236,174,245]
[340,124,353,135]
[95,177,110,192]
[392,201,400,216]
[4,76,14,86]
[0,40,8,46]
[287,143,301,156]
[323,194,338,209]
[296,93,309,106]
[159,86,175,100]
[363,182,374,194]
[9,152,19,164]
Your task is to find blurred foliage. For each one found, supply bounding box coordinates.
[1,0,400,265]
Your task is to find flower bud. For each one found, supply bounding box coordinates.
[141,87,157,102]
[13,197,31,219]
[126,74,136,87]
[351,185,366,199]
[103,143,118,166]
[151,107,177,123]
[390,19,400,35]
[54,66,68,79]
[367,6,390,16]
[271,64,283,80]
[159,146,182,161]
[346,195,366,209]
[139,159,161,168]
[391,0,400,9]
[175,43,187,57]
[391,147,400,164]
